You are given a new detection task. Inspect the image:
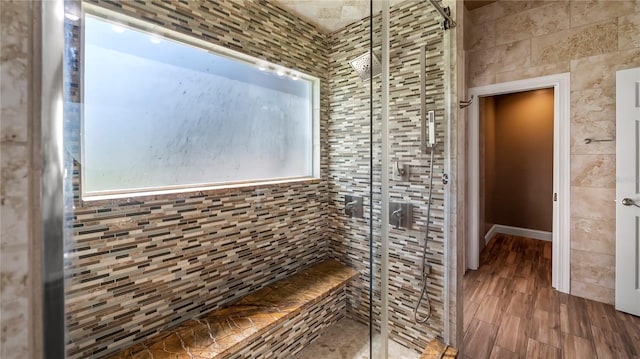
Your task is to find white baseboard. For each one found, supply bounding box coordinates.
[484,224,552,245]
[484,225,498,245]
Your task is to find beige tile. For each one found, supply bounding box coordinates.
[570,154,615,188]
[0,4,31,358]
[468,0,549,26]
[570,48,640,91]
[495,2,570,46]
[0,298,30,359]
[468,72,496,88]
[619,12,640,50]
[467,39,530,81]
[0,195,29,249]
[0,247,30,299]
[570,0,637,28]
[469,1,505,25]
[571,87,615,124]
[465,19,495,51]
[0,0,30,143]
[531,20,617,66]
[0,143,29,197]
[571,249,615,289]
[570,120,615,155]
[495,61,569,83]
[570,217,615,256]
[570,186,615,220]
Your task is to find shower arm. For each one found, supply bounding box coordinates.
[427,0,456,30]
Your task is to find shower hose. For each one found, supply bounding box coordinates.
[413,146,434,323]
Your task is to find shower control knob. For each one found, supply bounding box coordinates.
[442,173,449,185]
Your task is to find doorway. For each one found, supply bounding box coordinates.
[480,89,554,254]
[467,73,571,294]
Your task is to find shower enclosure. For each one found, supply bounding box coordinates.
[40,0,460,357]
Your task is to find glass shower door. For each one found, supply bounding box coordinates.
[375,0,457,357]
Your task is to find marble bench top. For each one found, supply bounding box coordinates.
[420,339,458,359]
[107,260,358,359]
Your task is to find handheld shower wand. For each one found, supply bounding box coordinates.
[414,44,435,324]
[414,144,435,323]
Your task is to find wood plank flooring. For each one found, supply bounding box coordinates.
[462,234,640,359]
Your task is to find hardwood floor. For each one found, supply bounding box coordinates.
[462,234,640,359]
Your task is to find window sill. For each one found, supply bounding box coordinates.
[79,177,322,207]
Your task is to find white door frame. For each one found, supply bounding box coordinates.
[467,73,571,294]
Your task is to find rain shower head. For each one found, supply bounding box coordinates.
[349,51,382,81]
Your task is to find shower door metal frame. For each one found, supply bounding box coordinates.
[41,0,66,358]
[378,1,390,358]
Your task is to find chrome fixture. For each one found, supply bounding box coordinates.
[345,195,363,218]
[389,202,411,229]
[349,51,382,81]
[394,161,410,181]
[584,137,614,144]
[42,0,66,357]
[621,198,640,208]
[428,0,456,30]
[420,46,437,153]
[459,95,474,109]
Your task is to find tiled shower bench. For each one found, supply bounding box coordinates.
[107,260,358,359]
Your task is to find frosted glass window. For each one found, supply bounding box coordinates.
[82,15,317,197]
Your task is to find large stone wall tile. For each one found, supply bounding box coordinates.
[495,61,569,83]
[571,120,615,155]
[495,2,570,46]
[469,1,505,25]
[570,154,615,188]
[531,20,617,66]
[571,249,615,289]
[467,39,530,83]
[0,297,30,358]
[570,48,640,91]
[465,19,495,51]
[0,0,30,143]
[618,11,640,50]
[570,186,615,220]
[570,280,614,305]
[570,0,637,28]
[570,217,615,256]
[570,88,615,125]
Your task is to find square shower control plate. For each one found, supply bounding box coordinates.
[389,202,412,229]
[345,195,363,218]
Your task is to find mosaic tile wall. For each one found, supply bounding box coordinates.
[64,1,330,358]
[327,2,448,353]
